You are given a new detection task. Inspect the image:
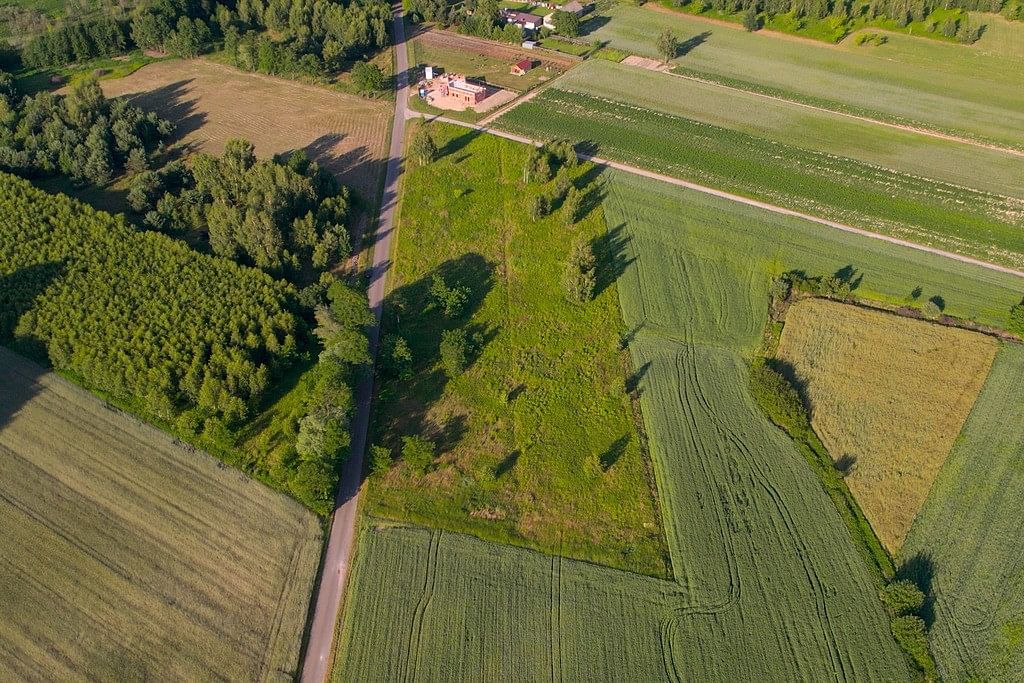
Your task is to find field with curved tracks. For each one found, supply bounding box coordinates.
[333,143,1024,678]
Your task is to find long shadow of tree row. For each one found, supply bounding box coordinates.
[376,252,497,455]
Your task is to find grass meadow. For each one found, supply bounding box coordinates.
[581,4,1024,148]
[901,344,1024,681]
[0,347,322,681]
[775,298,999,552]
[364,123,668,576]
[498,87,1024,269]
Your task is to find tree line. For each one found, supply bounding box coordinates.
[21,0,392,78]
[677,0,1008,41]
[407,0,525,45]
[0,75,171,186]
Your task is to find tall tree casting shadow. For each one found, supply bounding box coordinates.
[378,252,497,455]
[0,261,66,430]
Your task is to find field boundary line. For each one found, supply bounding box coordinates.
[406,110,1024,280]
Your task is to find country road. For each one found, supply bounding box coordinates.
[298,3,409,682]
[408,110,1024,280]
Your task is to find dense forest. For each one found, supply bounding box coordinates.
[127,140,354,279]
[0,171,373,512]
[19,0,392,78]
[0,74,171,185]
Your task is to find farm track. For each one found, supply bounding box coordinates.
[408,110,1024,279]
[299,3,410,682]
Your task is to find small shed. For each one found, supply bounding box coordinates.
[521,40,537,49]
[510,59,533,76]
[425,65,435,80]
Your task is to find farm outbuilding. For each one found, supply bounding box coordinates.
[502,9,543,30]
[510,59,533,76]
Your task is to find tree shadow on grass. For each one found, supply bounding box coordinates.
[378,252,497,455]
[123,79,207,143]
[599,434,630,471]
[677,31,712,57]
[592,223,635,297]
[898,552,937,628]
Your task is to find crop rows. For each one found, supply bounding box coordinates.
[498,88,1024,269]
[0,347,322,681]
[901,344,1024,681]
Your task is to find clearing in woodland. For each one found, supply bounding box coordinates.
[774,297,999,552]
[100,59,391,204]
[337,158,1024,680]
[582,4,1024,148]
[364,123,668,576]
[0,347,322,681]
[902,344,1024,681]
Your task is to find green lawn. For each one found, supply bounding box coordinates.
[364,122,669,576]
[581,4,1024,148]
[497,87,1024,270]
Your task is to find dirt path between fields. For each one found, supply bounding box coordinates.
[408,109,1024,279]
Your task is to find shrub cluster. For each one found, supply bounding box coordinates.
[563,236,596,304]
[880,579,937,677]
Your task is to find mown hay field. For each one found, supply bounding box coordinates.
[901,343,1024,681]
[549,60,1024,198]
[100,59,391,203]
[497,88,1024,269]
[582,4,1024,148]
[0,347,322,681]
[364,124,667,575]
[775,298,999,552]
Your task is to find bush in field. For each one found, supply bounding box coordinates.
[1008,300,1024,336]
[352,61,387,95]
[411,124,438,165]
[439,328,469,377]
[748,361,809,433]
[430,274,470,317]
[891,615,936,677]
[380,333,413,379]
[742,7,760,31]
[563,236,596,304]
[881,580,925,615]
[657,29,678,62]
[402,435,435,472]
[369,444,393,474]
[562,186,583,225]
[921,299,942,319]
[529,193,550,219]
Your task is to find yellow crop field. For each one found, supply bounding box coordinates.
[775,298,998,551]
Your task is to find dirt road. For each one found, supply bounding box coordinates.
[408,110,1024,279]
[298,5,410,683]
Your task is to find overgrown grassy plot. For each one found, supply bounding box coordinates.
[0,347,322,681]
[901,344,1024,681]
[365,123,667,575]
[774,298,999,552]
[498,88,1024,269]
